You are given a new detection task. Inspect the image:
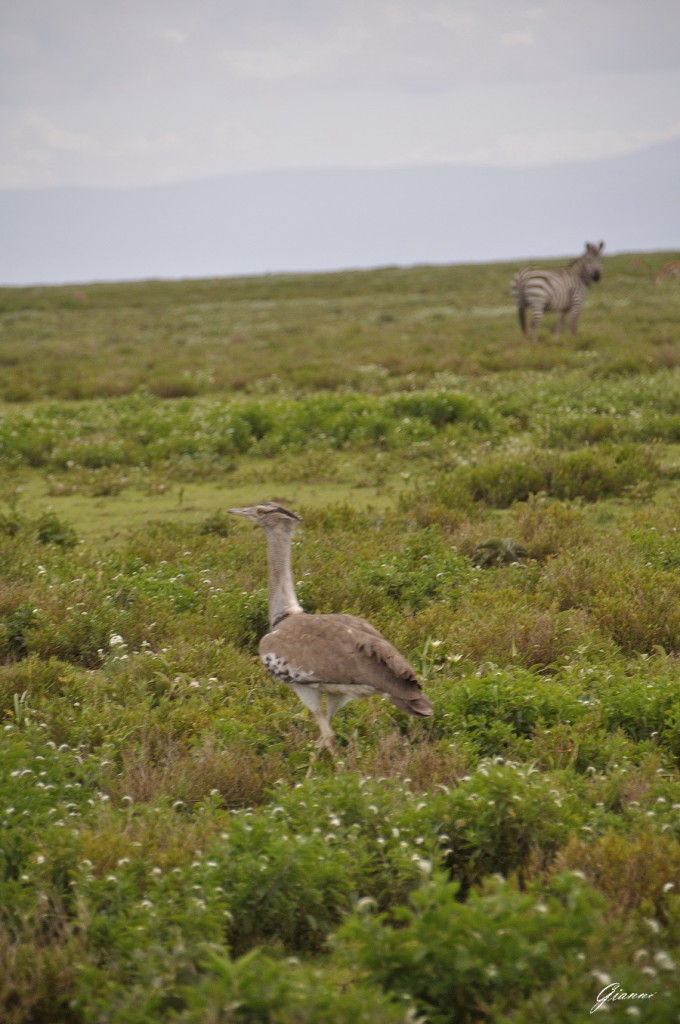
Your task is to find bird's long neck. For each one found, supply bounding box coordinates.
[265,526,303,628]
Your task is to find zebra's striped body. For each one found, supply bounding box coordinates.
[511,242,604,341]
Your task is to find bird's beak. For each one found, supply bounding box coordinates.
[227,506,258,521]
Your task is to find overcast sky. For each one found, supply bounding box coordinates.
[2,0,680,191]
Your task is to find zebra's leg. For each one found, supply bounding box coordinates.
[569,308,581,335]
[529,308,542,342]
[555,311,567,337]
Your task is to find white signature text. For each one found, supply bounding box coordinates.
[591,982,655,1013]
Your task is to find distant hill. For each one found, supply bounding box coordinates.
[1,139,679,285]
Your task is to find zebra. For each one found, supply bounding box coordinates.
[655,261,680,285]
[511,241,604,341]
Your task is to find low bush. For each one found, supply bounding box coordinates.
[407,759,583,891]
[213,813,356,955]
[444,588,604,669]
[0,388,494,471]
[351,524,473,611]
[387,390,491,429]
[0,597,40,660]
[339,871,603,1024]
[556,831,680,920]
[508,495,589,559]
[75,945,407,1024]
[0,923,83,1024]
[544,549,680,654]
[404,443,658,511]
[630,523,680,570]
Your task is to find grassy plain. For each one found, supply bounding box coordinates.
[1,251,680,1022]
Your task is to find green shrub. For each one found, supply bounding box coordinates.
[597,672,680,746]
[339,871,602,1024]
[213,813,356,955]
[0,508,78,549]
[0,602,40,660]
[351,524,473,611]
[209,586,270,649]
[447,454,548,508]
[387,391,490,429]
[409,760,582,891]
[630,524,680,569]
[433,669,583,743]
[549,445,655,502]
[0,389,493,470]
[545,549,680,655]
[263,774,436,909]
[406,444,658,511]
[76,945,407,1024]
[530,717,654,775]
[35,512,78,549]
[0,510,22,536]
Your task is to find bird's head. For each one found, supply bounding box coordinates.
[228,502,301,532]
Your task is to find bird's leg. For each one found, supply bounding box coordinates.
[311,693,356,758]
[317,691,358,751]
[290,683,330,743]
[326,691,356,721]
[289,685,337,768]
[303,718,336,778]
[314,714,336,753]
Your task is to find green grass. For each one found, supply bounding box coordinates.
[1,252,679,401]
[1,252,680,1022]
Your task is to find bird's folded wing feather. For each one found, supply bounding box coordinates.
[259,613,420,697]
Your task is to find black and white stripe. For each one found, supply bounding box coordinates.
[511,242,604,341]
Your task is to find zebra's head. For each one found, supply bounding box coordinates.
[582,241,605,283]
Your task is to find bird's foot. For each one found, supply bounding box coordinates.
[304,735,336,777]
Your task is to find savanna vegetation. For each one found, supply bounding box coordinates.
[1,250,680,1023]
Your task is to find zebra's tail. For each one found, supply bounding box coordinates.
[511,274,528,335]
[517,297,528,335]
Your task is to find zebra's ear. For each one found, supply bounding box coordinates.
[597,241,605,253]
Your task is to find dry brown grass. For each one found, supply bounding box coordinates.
[508,496,590,560]
[446,589,595,668]
[345,731,469,790]
[544,548,680,654]
[108,736,286,809]
[555,831,680,920]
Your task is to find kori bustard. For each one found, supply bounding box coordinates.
[228,503,433,750]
